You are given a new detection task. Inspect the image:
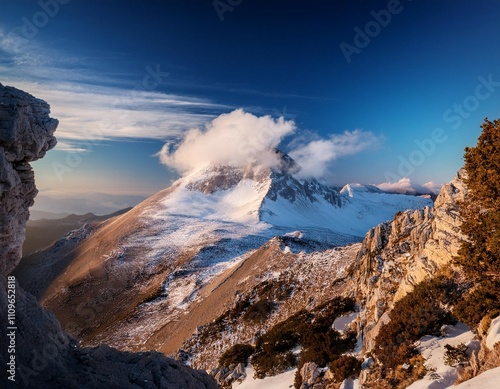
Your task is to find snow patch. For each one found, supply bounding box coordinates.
[486,315,500,350]
[263,181,431,236]
[407,322,476,389]
[232,366,296,389]
[339,378,361,389]
[333,312,358,333]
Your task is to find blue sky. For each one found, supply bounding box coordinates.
[1,0,500,214]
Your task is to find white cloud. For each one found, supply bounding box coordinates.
[54,141,91,153]
[421,181,442,194]
[158,110,385,180]
[376,177,442,195]
[11,81,225,142]
[157,109,296,173]
[289,130,382,178]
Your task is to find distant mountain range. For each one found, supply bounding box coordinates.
[23,208,131,256]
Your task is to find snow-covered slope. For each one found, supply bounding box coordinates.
[407,323,478,389]
[231,367,296,389]
[447,367,500,389]
[261,178,432,237]
[129,160,432,276]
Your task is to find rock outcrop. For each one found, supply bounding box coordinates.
[211,363,247,388]
[348,170,468,353]
[0,83,217,389]
[0,84,57,276]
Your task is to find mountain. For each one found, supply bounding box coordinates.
[29,210,71,220]
[348,169,468,354]
[22,208,132,256]
[15,154,431,358]
[5,83,499,389]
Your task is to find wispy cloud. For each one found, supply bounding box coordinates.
[54,141,91,153]
[11,81,228,143]
[289,130,383,178]
[0,27,47,66]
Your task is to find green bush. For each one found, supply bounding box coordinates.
[294,298,357,387]
[252,297,357,379]
[329,355,362,382]
[300,327,357,368]
[454,280,500,328]
[374,276,458,369]
[454,119,500,329]
[443,343,468,367]
[242,300,276,323]
[252,350,297,379]
[219,344,255,368]
[251,310,310,378]
[458,119,500,278]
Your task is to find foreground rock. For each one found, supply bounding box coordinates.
[0,83,216,388]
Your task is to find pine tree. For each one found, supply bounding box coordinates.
[454,119,500,328]
[458,118,500,278]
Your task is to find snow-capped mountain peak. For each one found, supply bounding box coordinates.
[155,152,432,242]
[340,183,384,197]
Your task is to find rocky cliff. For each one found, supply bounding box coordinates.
[348,170,468,353]
[0,83,217,389]
[0,84,57,276]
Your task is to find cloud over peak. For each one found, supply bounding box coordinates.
[158,109,382,179]
[157,109,296,173]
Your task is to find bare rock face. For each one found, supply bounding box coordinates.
[0,83,217,388]
[299,362,321,388]
[211,363,247,388]
[0,84,57,276]
[348,171,468,353]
